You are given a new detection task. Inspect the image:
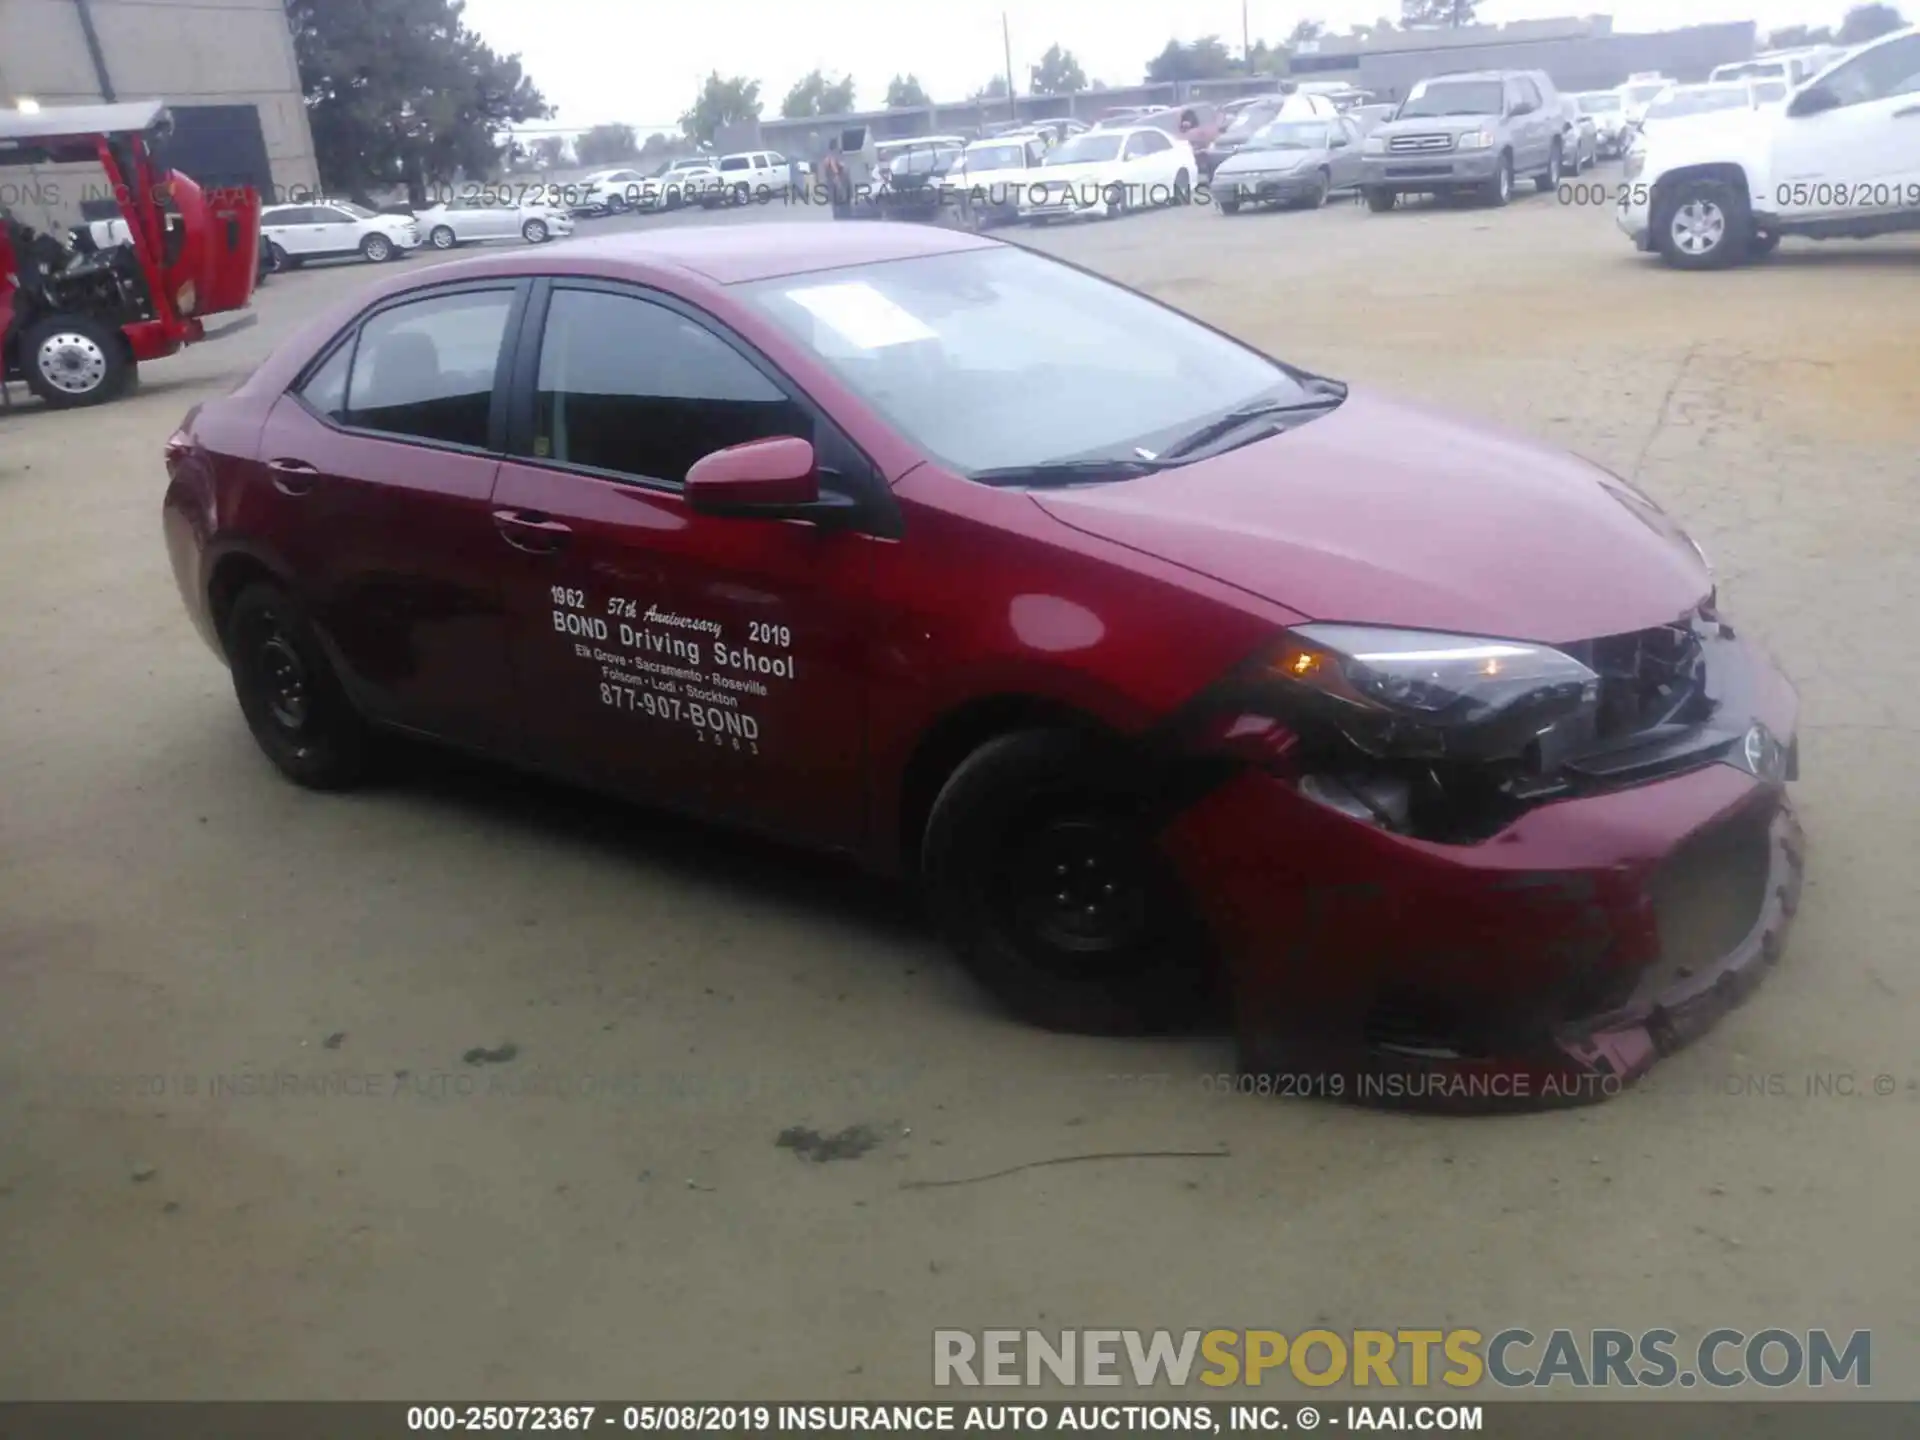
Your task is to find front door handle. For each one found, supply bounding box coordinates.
[493,508,573,554]
[267,457,318,496]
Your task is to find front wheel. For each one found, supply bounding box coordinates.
[360,232,395,262]
[267,241,297,272]
[921,731,1219,1036]
[21,314,134,409]
[1366,186,1397,213]
[1172,169,1192,206]
[1103,182,1129,218]
[1483,155,1514,207]
[1306,169,1331,209]
[1218,194,1241,216]
[1655,177,1751,270]
[223,583,370,790]
[521,218,549,243]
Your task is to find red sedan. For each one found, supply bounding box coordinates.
[162,223,1802,1106]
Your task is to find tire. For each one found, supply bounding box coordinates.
[521,218,549,243]
[733,183,750,206]
[267,241,296,273]
[1366,186,1397,213]
[1103,182,1129,218]
[1483,154,1514,207]
[1536,141,1563,193]
[1306,168,1331,209]
[360,232,394,262]
[1173,169,1193,205]
[607,193,631,214]
[920,731,1219,1036]
[21,314,134,409]
[429,225,457,250]
[222,582,370,791]
[1654,176,1752,271]
[1218,194,1241,216]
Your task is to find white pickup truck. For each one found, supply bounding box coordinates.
[1617,26,1920,269]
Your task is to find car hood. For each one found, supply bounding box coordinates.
[1218,146,1329,174]
[1373,114,1501,136]
[1029,389,1710,645]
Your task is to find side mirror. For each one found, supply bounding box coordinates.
[1788,85,1840,117]
[685,437,857,526]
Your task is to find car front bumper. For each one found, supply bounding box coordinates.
[1362,149,1502,191]
[1161,632,1803,1109]
[1617,185,1654,248]
[1221,170,1326,204]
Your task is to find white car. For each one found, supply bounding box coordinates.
[414,194,574,249]
[571,168,651,216]
[632,157,725,210]
[1619,76,1677,131]
[260,201,420,270]
[1622,80,1780,158]
[1018,125,1198,222]
[1572,90,1632,157]
[706,149,808,206]
[1617,25,1920,269]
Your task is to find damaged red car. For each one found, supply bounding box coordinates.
[161,223,1802,1106]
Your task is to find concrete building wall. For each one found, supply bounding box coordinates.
[0,0,318,210]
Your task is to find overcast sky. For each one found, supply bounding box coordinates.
[460,0,1877,133]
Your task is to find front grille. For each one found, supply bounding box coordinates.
[1639,800,1775,1006]
[1389,133,1456,153]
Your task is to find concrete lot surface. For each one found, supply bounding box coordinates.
[2,184,1917,1399]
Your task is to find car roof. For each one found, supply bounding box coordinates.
[399,222,999,287]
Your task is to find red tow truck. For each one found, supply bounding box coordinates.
[1,100,261,408]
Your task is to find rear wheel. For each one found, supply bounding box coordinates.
[429,225,457,250]
[359,232,394,262]
[921,731,1219,1035]
[223,582,370,790]
[21,315,134,409]
[1536,141,1563,193]
[521,217,549,243]
[267,241,297,272]
[1218,194,1241,216]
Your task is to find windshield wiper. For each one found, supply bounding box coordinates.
[1157,385,1348,461]
[968,457,1175,487]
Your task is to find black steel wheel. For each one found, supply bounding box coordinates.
[921,731,1219,1035]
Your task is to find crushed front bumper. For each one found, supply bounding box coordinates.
[1161,635,1803,1110]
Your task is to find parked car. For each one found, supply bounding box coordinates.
[642,157,725,210]
[415,195,574,249]
[1573,90,1632,157]
[1628,81,1775,150]
[1617,25,1920,269]
[1214,114,1367,213]
[950,134,1048,226]
[1018,125,1197,221]
[1198,95,1342,181]
[161,221,1802,1104]
[1359,70,1568,211]
[710,150,803,206]
[1140,101,1224,152]
[1556,94,1600,173]
[571,168,651,216]
[260,201,421,270]
[1619,76,1677,131]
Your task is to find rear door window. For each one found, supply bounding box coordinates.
[339,288,515,449]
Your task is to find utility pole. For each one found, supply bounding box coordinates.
[1243,1,1251,65]
[1003,12,1017,121]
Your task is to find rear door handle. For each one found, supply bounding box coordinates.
[493,508,573,554]
[267,457,318,496]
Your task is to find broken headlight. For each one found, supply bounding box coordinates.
[1263,623,1602,765]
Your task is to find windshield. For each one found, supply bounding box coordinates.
[1396,81,1505,119]
[1225,104,1282,136]
[1624,83,1670,105]
[966,143,1028,172]
[888,146,959,176]
[1248,120,1331,150]
[1577,93,1622,113]
[1647,87,1752,119]
[335,202,377,219]
[1047,134,1125,164]
[742,246,1312,478]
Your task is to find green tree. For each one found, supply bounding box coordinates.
[1030,44,1089,95]
[1288,18,1326,44]
[1765,23,1835,47]
[290,0,551,205]
[1401,0,1478,26]
[1144,36,1238,82]
[885,74,931,107]
[574,123,639,166]
[781,69,857,119]
[528,135,569,168]
[972,74,1010,101]
[1839,3,1906,43]
[681,73,763,145]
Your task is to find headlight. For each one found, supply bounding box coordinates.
[1241,624,1601,764]
[1363,136,1387,153]
[1454,130,1494,151]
